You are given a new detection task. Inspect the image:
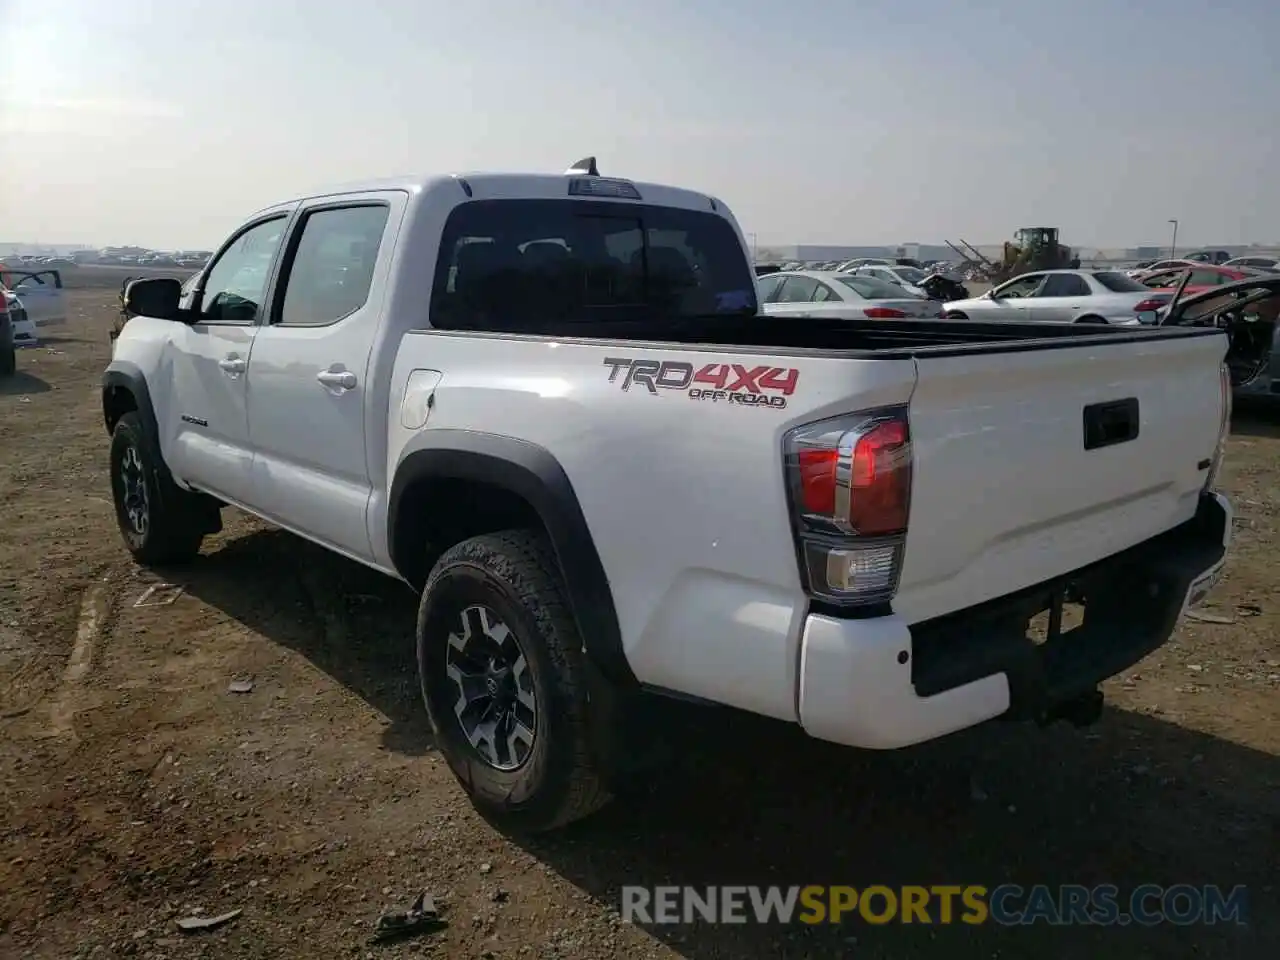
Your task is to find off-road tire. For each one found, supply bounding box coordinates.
[0,345,14,377]
[109,412,206,565]
[417,530,612,832]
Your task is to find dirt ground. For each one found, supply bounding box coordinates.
[1,284,1276,960]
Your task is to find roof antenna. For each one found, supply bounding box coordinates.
[565,156,599,176]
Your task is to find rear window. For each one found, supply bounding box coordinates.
[430,199,756,331]
[1091,271,1148,292]
[837,275,913,300]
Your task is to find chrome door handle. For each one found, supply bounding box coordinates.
[317,369,357,391]
[218,356,246,375]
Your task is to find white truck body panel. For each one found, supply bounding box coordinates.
[107,167,1234,758]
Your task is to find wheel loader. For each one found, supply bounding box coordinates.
[994,227,1073,283]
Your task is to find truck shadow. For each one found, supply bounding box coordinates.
[0,371,52,396]
[521,705,1278,959]
[169,528,433,756]
[172,528,1277,959]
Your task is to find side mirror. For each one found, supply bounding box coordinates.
[122,277,183,321]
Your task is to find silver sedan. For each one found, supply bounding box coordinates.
[759,270,942,320]
[942,270,1169,325]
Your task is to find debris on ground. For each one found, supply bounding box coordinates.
[1184,608,1235,624]
[176,908,242,934]
[371,892,446,944]
[228,677,255,694]
[133,582,185,607]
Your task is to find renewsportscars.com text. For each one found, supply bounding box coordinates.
[621,884,1249,927]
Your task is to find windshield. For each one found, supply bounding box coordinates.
[837,275,914,300]
[431,199,757,330]
[1091,271,1148,293]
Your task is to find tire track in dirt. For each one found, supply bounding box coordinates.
[47,579,113,740]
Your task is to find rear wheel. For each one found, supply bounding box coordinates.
[417,530,612,832]
[1075,315,1108,324]
[109,412,207,565]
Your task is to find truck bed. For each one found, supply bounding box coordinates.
[446,314,1224,356]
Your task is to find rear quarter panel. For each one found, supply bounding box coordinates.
[386,331,917,721]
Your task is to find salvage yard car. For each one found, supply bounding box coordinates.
[0,269,68,347]
[759,270,942,319]
[104,158,1234,832]
[943,269,1172,324]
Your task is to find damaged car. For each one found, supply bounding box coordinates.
[1160,273,1280,397]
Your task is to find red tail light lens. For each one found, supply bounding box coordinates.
[784,408,913,606]
[848,419,911,535]
[863,307,907,319]
[1134,298,1168,313]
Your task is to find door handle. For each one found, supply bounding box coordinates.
[218,355,246,375]
[317,369,357,391]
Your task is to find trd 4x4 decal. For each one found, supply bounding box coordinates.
[603,357,799,409]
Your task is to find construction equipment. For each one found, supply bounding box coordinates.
[946,229,1075,283]
[996,227,1073,282]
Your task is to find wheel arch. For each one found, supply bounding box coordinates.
[102,360,156,438]
[389,431,635,688]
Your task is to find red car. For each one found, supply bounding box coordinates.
[1136,263,1259,297]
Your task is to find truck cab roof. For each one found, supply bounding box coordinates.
[255,171,726,219]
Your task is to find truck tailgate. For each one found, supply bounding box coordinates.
[895,332,1227,623]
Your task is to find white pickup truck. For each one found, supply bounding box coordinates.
[105,159,1236,831]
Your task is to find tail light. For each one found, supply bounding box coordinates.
[1133,298,1168,313]
[1205,362,1231,491]
[784,407,912,607]
[863,307,907,319]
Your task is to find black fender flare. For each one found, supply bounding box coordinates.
[102,360,159,440]
[388,431,635,688]
[102,360,178,490]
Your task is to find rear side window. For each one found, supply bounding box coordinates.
[837,275,910,300]
[430,199,756,332]
[277,205,390,326]
[1091,271,1148,292]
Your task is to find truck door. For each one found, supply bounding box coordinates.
[244,194,402,562]
[166,215,291,504]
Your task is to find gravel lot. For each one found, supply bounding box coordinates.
[0,284,1276,959]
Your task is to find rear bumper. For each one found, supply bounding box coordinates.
[797,491,1232,749]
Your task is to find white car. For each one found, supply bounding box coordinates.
[0,269,68,345]
[759,270,942,319]
[1223,256,1280,273]
[847,263,933,298]
[943,269,1170,325]
[1126,259,1197,278]
[106,159,1232,831]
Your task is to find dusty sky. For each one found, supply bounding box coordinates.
[2,0,1277,250]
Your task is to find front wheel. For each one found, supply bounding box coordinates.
[944,311,968,320]
[109,412,206,565]
[417,530,612,832]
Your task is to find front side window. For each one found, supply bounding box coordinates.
[995,274,1044,298]
[198,217,288,324]
[430,199,756,331]
[277,205,390,326]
